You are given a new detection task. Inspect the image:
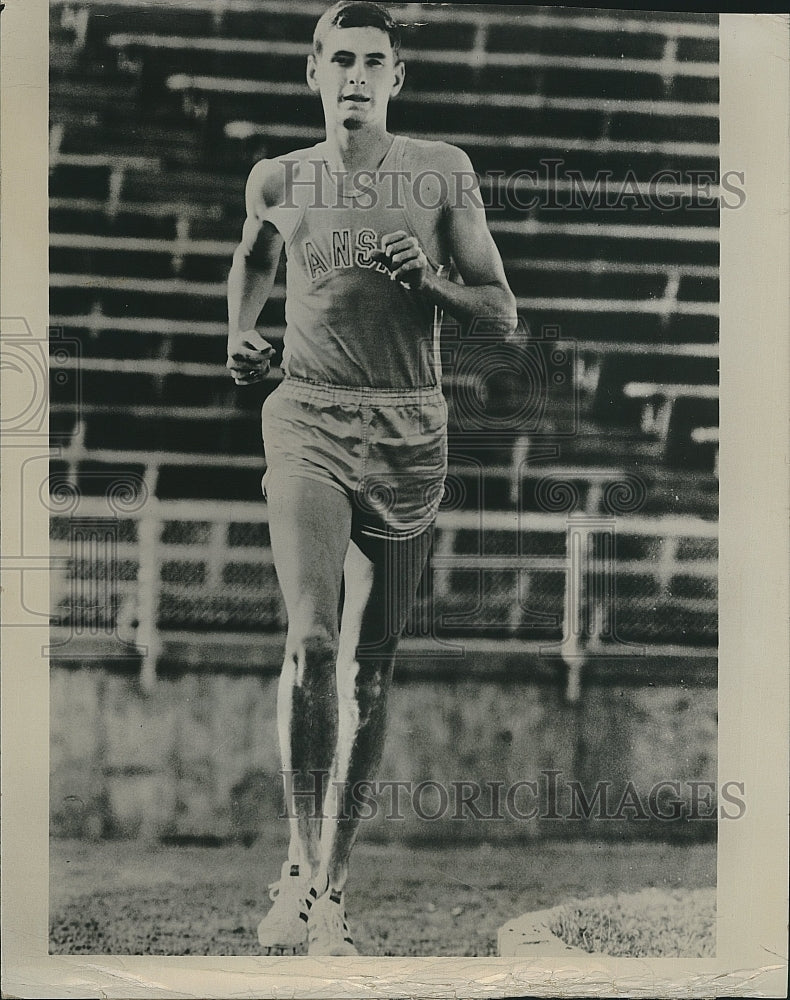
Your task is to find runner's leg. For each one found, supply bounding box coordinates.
[265,474,353,878]
[316,527,434,892]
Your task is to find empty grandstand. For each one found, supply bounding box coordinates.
[48,1,719,694]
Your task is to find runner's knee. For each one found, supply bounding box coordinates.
[286,623,338,680]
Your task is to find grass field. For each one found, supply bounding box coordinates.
[50,832,716,957]
[550,886,716,957]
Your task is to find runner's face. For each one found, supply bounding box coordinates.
[309,26,404,131]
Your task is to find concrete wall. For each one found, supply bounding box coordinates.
[50,666,717,843]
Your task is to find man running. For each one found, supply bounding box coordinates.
[227,0,516,956]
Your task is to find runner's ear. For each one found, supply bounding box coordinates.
[306,53,320,94]
[390,59,405,100]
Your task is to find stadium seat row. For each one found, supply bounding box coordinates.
[49,500,718,644]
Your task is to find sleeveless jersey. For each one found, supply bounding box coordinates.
[267,135,450,389]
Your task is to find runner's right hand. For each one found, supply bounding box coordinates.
[227,329,275,385]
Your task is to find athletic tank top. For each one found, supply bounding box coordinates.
[268,135,450,389]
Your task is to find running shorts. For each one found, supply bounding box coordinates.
[261,376,448,540]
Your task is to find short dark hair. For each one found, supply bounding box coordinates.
[313,1,402,61]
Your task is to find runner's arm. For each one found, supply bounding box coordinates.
[227,161,285,383]
[384,145,518,337]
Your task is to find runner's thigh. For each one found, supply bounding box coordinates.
[266,473,353,633]
[340,528,434,655]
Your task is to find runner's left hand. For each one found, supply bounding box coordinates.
[380,231,429,290]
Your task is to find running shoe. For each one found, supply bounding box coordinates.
[256,861,310,954]
[306,888,359,956]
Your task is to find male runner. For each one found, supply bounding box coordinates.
[227,0,516,956]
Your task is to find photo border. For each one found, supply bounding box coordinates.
[2,5,788,997]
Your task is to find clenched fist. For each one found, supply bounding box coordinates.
[379,230,430,290]
[227,329,275,385]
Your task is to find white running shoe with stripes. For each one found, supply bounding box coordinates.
[306,888,359,956]
[256,861,310,954]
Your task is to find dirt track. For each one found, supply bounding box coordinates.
[50,835,716,957]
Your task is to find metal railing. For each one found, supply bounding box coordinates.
[50,491,717,701]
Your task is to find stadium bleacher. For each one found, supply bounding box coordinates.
[49,0,719,671]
